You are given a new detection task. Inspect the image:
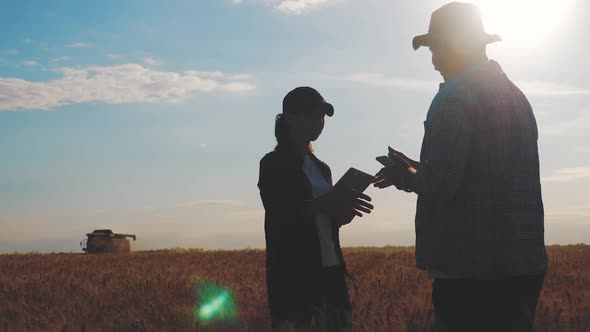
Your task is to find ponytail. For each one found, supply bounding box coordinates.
[275,113,291,150]
[274,113,313,154]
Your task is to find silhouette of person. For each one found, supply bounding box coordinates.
[374,3,548,331]
[258,87,374,331]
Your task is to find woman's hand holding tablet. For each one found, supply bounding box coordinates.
[307,168,375,223]
[334,167,376,193]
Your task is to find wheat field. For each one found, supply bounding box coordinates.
[0,245,589,331]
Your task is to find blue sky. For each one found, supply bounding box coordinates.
[1,0,589,252]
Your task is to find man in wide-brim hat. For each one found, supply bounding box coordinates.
[374,2,548,331]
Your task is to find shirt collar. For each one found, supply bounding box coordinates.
[439,59,491,90]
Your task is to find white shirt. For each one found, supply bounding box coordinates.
[302,155,340,268]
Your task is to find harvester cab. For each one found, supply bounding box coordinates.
[80,229,137,253]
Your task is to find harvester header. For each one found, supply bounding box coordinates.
[80,229,137,253]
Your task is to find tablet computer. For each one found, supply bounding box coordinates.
[334,167,375,192]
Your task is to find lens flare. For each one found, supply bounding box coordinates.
[472,0,576,52]
[198,291,229,320]
[193,281,238,325]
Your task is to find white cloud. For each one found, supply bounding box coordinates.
[232,0,340,14]
[177,200,245,209]
[189,71,224,78]
[332,74,590,96]
[50,56,72,63]
[67,42,93,48]
[546,203,590,217]
[5,49,18,55]
[186,71,251,81]
[538,109,589,137]
[143,56,160,65]
[516,80,590,96]
[275,0,337,14]
[227,73,252,80]
[334,72,438,90]
[543,167,590,182]
[0,64,256,111]
[22,60,39,66]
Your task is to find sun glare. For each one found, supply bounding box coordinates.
[472,0,575,51]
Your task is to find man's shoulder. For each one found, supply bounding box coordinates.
[448,61,529,110]
[466,60,524,96]
[473,67,531,114]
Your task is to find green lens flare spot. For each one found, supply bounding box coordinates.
[198,291,229,320]
[193,281,238,325]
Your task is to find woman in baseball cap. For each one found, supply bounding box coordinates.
[258,86,374,331]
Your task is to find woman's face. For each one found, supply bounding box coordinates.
[308,112,325,142]
[288,110,325,142]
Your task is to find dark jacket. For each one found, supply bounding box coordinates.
[414,60,548,278]
[257,147,345,321]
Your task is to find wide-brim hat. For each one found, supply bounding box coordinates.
[412,2,501,51]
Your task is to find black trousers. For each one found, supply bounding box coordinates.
[271,265,351,332]
[315,265,352,332]
[432,273,545,332]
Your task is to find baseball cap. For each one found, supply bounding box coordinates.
[282,86,334,117]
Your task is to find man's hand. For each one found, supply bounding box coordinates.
[374,164,407,189]
[388,146,420,172]
[374,163,416,192]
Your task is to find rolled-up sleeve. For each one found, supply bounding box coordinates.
[414,91,476,201]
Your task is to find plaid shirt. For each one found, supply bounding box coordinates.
[413,60,548,278]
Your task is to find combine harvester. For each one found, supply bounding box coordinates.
[80,229,136,253]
